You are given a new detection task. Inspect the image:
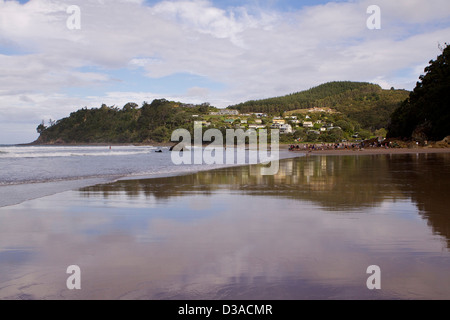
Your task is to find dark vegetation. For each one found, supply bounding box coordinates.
[387,43,450,142]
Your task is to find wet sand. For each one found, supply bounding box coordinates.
[0,154,449,300]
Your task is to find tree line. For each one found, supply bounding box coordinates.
[36,100,200,144]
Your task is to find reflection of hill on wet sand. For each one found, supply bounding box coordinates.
[80,156,404,209]
[387,154,450,248]
[80,154,450,247]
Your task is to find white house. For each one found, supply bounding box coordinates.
[270,123,281,129]
[303,121,314,128]
[210,109,240,116]
[272,118,286,125]
[249,124,267,130]
[253,113,268,118]
[279,124,293,134]
[327,126,341,131]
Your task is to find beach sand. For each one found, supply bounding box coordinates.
[1,153,450,300]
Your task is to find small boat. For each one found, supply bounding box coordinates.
[155,150,163,153]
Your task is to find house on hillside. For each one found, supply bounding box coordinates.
[210,109,240,116]
[327,126,341,131]
[271,123,281,129]
[303,121,314,128]
[249,124,267,130]
[279,124,293,134]
[273,118,286,125]
[253,113,268,118]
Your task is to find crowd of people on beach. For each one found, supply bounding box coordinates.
[289,140,394,152]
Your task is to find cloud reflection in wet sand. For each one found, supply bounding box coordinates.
[0,154,449,299]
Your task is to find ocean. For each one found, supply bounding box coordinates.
[0,145,292,207]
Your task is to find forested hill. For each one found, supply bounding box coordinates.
[230,81,410,129]
[35,100,207,144]
[34,81,410,145]
[387,44,450,142]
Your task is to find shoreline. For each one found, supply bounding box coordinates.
[8,140,450,154]
[1,145,449,208]
[19,140,450,151]
[17,142,174,147]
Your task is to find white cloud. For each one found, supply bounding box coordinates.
[185,86,210,98]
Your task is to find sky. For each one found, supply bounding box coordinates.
[0,0,449,144]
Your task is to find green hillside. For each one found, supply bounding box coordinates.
[230,81,409,130]
[35,81,411,145]
[35,100,206,144]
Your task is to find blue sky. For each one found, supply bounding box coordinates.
[0,0,449,144]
